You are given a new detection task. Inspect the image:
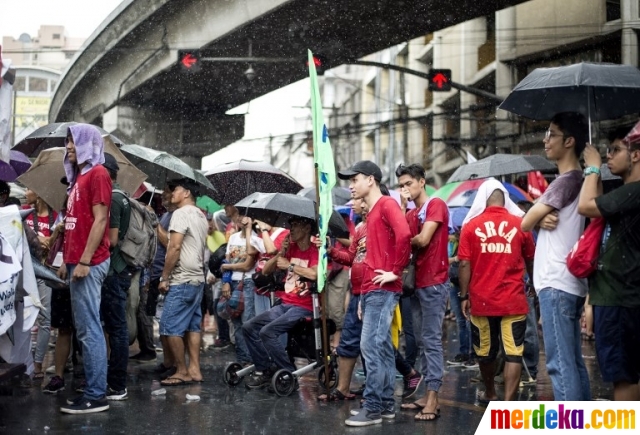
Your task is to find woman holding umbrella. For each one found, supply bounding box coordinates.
[23,188,58,379]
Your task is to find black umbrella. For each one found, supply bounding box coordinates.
[297,186,352,206]
[499,62,640,141]
[12,122,125,157]
[236,192,350,239]
[447,154,556,183]
[204,159,303,205]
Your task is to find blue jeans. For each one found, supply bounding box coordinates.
[538,288,590,400]
[159,282,203,336]
[68,260,109,400]
[243,303,312,371]
[361,290,399,414]
[412,283,448,392]
[101,271,132,391]
[34,280,52,364]
[254,292,271,316]
[337,294,362,358]
[449,283,471,356]
[231,278,257,364]
[523,295,539,378]
[400,295,417,366]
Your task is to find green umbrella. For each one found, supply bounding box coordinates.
[196,195,222,214]
[431,182,462,201]
[425,185,437,196]
[120,144,216,195]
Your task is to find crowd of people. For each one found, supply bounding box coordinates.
[3,113,639,423]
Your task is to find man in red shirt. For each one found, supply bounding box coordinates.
[339,161,411,427]
[57,124,112,414]
[397,163,450,420]
[458,184,535,402]
[242,217,318,389]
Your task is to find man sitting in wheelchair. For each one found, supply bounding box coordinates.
[242,217,318,389]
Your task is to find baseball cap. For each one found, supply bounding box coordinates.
[337,160,382,182]
[168,178,201,198]
[103,153,120,173]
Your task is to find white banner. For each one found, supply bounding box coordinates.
[0,53,13,163]
[477,401,637,433]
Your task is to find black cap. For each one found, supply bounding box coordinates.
[103,153,120,173]
[168,178,200,198]
[337,160,382,182]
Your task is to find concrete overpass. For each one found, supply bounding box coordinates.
[49,0,529,166]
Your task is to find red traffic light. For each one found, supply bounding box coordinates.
[178,50,201,72]
[428,69,452,92]
[306,54,327,75]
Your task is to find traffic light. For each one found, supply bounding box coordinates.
[178,50,201,73]
[306,54,327,75]
[428,69,452,92]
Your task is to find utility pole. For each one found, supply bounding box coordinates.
[399,71,408,164]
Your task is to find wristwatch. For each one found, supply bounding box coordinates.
[288,264,295,274]
[458,292,469,301]
[583,166,601,177]
[261,228,270,233]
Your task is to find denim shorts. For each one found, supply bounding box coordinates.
[159,281,204,337]
[336,294,362,358]
[594,305,640,384]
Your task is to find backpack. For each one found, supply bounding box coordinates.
[113,189,159,268]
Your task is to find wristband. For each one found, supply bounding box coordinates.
[458,292,469,301]
[583,166,601,177]
[79,261,91,267]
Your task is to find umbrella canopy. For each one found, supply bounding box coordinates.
[17,141,147,211]
[431,182,462,201]
[205,159,303,205]
[425,185,437,196]
[499,62,640,123]
[236,192,350,238]
[298,186,352,206]
[450,206,470,232]
[12,121,125,157]
[119,144,215,195]
[196,195,223,214]
[447,182,532,208]
[0,150,31,181]
[447,154,557,183]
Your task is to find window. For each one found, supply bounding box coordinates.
[52,33,61,40]
[29,77,48,92]
[606,0,621,21]
[13,77,26,91]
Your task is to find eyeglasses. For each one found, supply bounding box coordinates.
[607,145,629,156]
[544,130,565,141]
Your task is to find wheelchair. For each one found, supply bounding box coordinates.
[223,293,339,397]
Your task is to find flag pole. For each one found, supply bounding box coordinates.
[314,164,332,390]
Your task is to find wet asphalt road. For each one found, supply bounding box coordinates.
[0,321,611,435]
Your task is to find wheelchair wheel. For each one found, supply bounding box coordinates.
[317,362,339,392]
[272,369,297,397]
[223,362,244,386]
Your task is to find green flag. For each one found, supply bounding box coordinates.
[308,49,336,292]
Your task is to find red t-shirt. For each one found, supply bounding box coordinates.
[406,198,450,288]
[22,205,58,237]
[329,221,367,295]
[361,196,412,294]
[458,206,535,317]
[279,242,319,311]
[63,165,112,266]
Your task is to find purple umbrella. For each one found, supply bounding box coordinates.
[0,150,32,181]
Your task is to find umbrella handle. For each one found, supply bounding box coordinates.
[587,87,592,144]
[148,187,155,206]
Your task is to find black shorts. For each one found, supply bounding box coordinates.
[51,287,73,329]
[470,314,526,363]
[594,305,640,384]
[201,283,214,315]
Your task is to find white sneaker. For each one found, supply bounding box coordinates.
[106,387,128,401]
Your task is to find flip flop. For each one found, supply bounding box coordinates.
[317,389,357,402]
[160,366,178,380]
[415,411,440,421]
[161,377,192,386]
[33,372,45,380]
[400,401,424,411]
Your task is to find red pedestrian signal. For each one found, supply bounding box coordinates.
[428,69,452,92]
[178,50,201,73]
[306,54,327,75]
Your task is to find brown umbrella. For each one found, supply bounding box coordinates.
[17,141,147,210]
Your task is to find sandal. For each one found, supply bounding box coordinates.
[161,377,192,386]
[33,372,45,380]
[401,402,441,414]
[317,389,357,402]
[415,411,440,421]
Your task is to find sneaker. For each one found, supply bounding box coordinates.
[520,375,537,386]
[463,358,479,369]
[350,408,393,419]
[75,379,86,393]
[60,397,109,414]
[106,387,128,401]
[66,394,84,405]
[208,339,231,351]
[345,410,383,427]
[42,376,65,394]
[245,371,271,390]
[129,352,156,362]
[402,372,423,399]
[446,354,469,366]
